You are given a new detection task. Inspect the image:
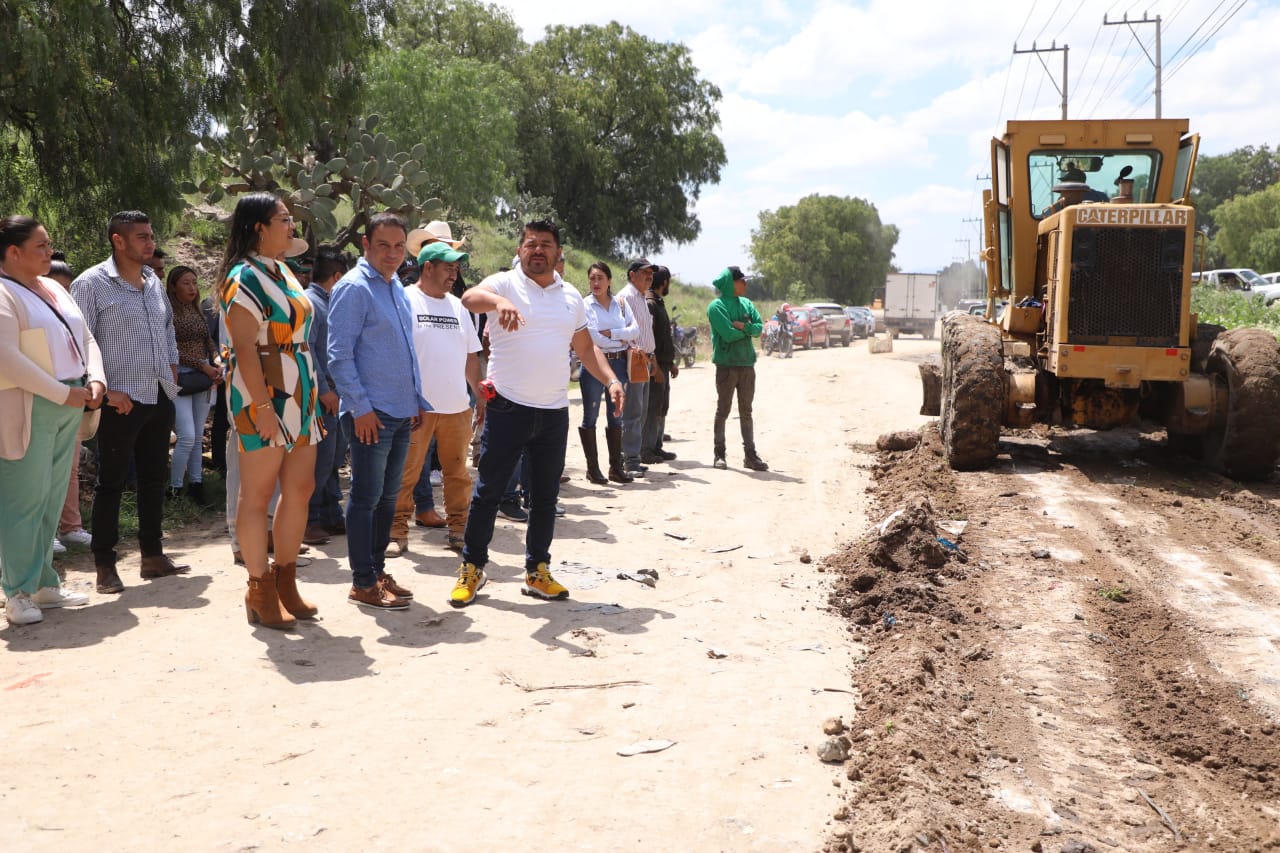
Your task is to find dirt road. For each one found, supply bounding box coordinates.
[3,337,926,851]
[12,334,1277,852]
[827,350,1280,851]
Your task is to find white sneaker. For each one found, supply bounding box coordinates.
[33,586,90,608]
[51,537,67,555]
[429,469,442,486]
[5,593,44,625]
[59,528,92,546]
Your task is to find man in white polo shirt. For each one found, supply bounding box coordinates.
[449,219,623,607]
[389,241,483,554]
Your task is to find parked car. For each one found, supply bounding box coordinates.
[843,306,875,338]
[1192,268,1265,291]
[789,307,830,349]
[805,301,852,346]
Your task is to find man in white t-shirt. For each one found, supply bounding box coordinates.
[390,241,483,554]
[449,219,624,608]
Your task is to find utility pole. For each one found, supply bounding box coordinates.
[955,237,972,263]
[1104,13,1162,118]
[1013,41,1068,119]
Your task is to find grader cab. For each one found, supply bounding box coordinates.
[923,118,1280,480]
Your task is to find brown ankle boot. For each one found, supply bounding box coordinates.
[245,567,296,630]
[272,561,319,619]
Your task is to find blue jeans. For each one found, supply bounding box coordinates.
[463,394,568,570]
[580,355,628,429]
[170,386,213,487]
[308,410,347,528]
[342,410,411,588]
[621,378,649,463]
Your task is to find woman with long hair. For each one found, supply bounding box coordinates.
[218,193,320,630]
[166,265,221,505]
[0,216,107,625]
[580,261,637,484]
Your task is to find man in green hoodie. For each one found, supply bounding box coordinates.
[706,266,768,471]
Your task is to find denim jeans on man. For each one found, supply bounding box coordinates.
[620,378,649,464]
[343,411,411,588]
[308,409,348,529]
[463,395,567,570]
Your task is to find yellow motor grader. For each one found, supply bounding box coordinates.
[922,118,1280,480]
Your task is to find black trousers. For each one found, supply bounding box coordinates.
[91,390,175,565]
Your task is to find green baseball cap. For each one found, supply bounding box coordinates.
[417,241,469,266]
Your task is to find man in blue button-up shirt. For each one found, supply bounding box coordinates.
[328,213,430,610]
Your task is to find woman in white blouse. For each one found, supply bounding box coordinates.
[0,216,108,626]
[580,262,639,484]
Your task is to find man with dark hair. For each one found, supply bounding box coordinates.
[449,220,623,608]
[145,246,167,280]
[71,210,189,593]
[707,265,768,472]
[615,258,656,475]
[327,212,427,611]
[303,247,351,542]
[641,265,677,464]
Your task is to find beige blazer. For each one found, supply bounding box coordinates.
[0,277,107,460]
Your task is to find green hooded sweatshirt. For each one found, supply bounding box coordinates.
[706,268,763,366]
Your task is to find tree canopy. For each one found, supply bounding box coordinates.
[517,23,726,256]
[1191,145,1280,269]
[0,0,392,255]
[749,195,899,305]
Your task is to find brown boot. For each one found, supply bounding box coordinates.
[272,561,318,619]
[96,564,124,594]
[245,567,296,630]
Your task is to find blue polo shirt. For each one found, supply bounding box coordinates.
[327,258,428,419]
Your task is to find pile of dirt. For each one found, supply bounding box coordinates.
[820,426,1033,851]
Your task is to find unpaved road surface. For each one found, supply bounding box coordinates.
[827,350,1280,851]
[7,337,1280,852]
[3,337,919,852]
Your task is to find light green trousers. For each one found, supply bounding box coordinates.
[0,393,81,597]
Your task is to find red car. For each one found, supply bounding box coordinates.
[789,306,830,349]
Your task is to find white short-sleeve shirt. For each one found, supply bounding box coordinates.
[406,286,480,415]
[482,269,586,409]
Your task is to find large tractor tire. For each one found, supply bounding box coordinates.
[1203,327,1280,480]
[940,313,1005,470]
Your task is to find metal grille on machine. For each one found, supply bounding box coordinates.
[1067,227,1185,346]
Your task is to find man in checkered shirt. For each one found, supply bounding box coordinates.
[71,210,190,595]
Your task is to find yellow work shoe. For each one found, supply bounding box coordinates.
[449,562,486,608]
[521,563,569,600]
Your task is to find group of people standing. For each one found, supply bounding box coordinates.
[1,197,771,630]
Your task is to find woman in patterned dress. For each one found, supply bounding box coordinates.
[218,193,320,629]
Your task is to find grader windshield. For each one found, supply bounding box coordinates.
[1028,151,1162,218]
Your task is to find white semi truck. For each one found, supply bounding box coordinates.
[884,273,939,338]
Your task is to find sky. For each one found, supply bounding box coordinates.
[497,0,1280,288]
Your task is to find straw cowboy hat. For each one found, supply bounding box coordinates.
[407,220,465,256]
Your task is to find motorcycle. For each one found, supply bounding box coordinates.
[671,309,698,368]
[762,315,793,357]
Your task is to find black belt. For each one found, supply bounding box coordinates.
[605,351,628,360]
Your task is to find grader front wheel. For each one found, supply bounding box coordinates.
[940,314,1005,470]
[1203,328,1280,480]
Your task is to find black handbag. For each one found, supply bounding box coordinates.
[177,369,213,396]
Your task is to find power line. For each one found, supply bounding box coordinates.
[1165,0,1247,84]
[1077,22,1123,116]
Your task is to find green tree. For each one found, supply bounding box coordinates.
[362,48,522,217]
[1213,182,1280,273]
[386,0,524,66]
[749,195,899,305]
[518,22,726,255]
[1192,145,1280,237]
[0,0,391,256]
